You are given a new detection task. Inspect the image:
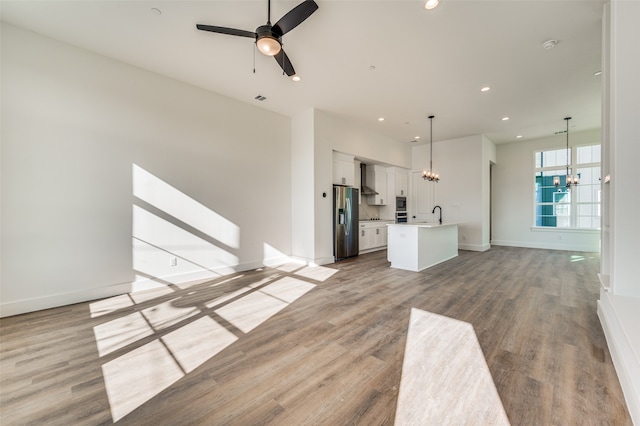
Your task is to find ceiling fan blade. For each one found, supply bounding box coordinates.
[272,0,319,36]
[274,49,296,76]
[196,24,256,39]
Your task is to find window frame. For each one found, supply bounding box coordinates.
[533,143,601,230]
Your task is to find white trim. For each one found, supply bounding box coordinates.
[313,255,337,266]
[0,259,292,318]
[530,227,600,234]
[459,243,491,252]
[597,291,640,425]
[0,282,132,318]
[358,246,387,255]
[491,239,599,252]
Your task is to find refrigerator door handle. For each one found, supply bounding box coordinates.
[346,197,351,236]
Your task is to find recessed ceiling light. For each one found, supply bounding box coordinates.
[481,86,491,92]
[378,117,385,122]
[502,117,510,121]
[415,136,420,139]
[594,71,602,76]
[151,7,162,15]
[516,135,523,139]
[425,0,440,10]
[542,39,558,50]
[292,75,301,82]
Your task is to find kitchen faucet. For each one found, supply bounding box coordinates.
[432,205,442,224]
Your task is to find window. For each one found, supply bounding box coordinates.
[534,144,600,229]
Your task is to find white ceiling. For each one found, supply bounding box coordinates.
[1,0,605,145]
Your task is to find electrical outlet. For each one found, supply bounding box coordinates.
[170,257,178,266]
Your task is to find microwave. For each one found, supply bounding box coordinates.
[396,197,407,211]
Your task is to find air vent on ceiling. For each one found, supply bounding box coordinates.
[254,95,267,101]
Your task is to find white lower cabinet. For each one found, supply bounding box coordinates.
[374,226,387,247]
[359,227,374,251]
[359,221,393,252]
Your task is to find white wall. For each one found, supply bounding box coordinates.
[315,110,412,263]
[492,129,601,252]
[597,1,640,423]
[412,134,494,251]
[1,24,292,317]
[289,109,412,265]
[290,108,316,263]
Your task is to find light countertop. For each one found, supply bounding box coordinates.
[388,222,457,228]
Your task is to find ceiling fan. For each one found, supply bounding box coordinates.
[196,0,319,77]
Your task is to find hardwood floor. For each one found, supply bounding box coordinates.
[0,247,632,425]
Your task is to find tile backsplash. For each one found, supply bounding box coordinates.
[359,203,381,220]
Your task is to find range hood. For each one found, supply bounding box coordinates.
[360,164,378,196]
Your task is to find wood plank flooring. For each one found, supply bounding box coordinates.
[0,246,632,425]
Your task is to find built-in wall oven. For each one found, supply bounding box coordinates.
[395,212,408,223]
[395,196,407,223]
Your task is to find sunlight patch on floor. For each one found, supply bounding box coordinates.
[93,312,154,357]
[94,274,316,422]
[140,298,200,330]
[161,316,238,374]
[395,308,510,425]
[90,295,134,318]
[215,278,315,333]
[294,265,338,282]
[102,339,184,422]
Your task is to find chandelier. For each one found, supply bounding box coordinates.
[422,115,440,182]
[554,116,579,190]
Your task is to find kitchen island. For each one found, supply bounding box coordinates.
[387,222,458,272]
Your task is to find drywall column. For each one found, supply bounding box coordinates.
[291,108,317,264]
[597,1,640,423]
[482,136,496,250]
[608,1,640,297]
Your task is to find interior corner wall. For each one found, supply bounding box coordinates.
[1,24,292,317]
[412,134,488,251]
[313,109,411,264]
[492,129,601,252]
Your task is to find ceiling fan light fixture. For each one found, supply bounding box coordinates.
[256,36,281,56]
[425,0,440,10]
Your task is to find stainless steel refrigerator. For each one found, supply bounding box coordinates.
[333,186,359,261]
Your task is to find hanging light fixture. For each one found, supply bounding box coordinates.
[555,116,579,190]
[422,115,440,182]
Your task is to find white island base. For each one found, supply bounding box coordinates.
[387,223,458,272]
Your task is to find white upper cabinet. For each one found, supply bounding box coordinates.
[366,165,387,205]
[333,152,355,186]
[385,167,409,198]
[395,170,408,197]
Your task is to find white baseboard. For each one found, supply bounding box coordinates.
[491,239,599,252]
[314,256,337,266]
[0,257,302,318]
[459,243,491,252]
[0,282,132,318]
[359,246,386,255]
[597,292,640,425]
